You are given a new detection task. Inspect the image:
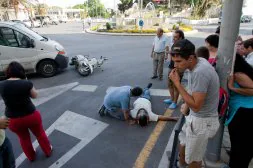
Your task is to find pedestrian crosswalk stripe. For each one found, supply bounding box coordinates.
[149,89,170,97]
[15,110,108,168]
[106,87,170,97]
[72,85,98,92]
[0,82,79,116]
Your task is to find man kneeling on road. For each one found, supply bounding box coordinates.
[130,83,178,126]
[99,86,143,123]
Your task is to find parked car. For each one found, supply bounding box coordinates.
[241,15,252,23]
[58,15,68,23]
[35,15,59,26]
[0,22,68,77]
[11,19,41,28]
[11,20,30,28]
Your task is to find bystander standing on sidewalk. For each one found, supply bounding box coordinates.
[242,38,253,67]
[164,30,185,109]
[205,34,219,66]
[150,28,169,80]
[169,39,220,168]
[0,62,52,162]
[226,54,253,168]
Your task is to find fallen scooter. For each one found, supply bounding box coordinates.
[69,55,108,76]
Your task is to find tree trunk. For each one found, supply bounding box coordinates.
[13,0,19,19]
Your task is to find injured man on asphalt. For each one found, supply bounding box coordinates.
[130,83,179,127]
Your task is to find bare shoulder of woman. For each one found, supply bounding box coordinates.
[234,72,253,89]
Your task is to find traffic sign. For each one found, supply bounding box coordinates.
[139,20,144,27]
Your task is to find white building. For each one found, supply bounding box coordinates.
[47,8,83,19]
[242,0,253,16]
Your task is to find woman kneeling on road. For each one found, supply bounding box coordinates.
[0,62,52,161]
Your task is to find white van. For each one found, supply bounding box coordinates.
[0,22,68,77]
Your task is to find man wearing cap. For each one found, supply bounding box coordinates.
[129,83,178,127]
[151,28,170,80]
[169,39,220,168]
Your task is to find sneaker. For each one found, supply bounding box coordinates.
[151,76,158,79]
[98,105,106,116]
[169,102,177,109]
[46,145,53,157]
[164,99,173,104]
[146,83,152,89]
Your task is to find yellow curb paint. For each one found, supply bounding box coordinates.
[133,108,174,168]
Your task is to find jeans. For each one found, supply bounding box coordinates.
[9,111,51,161]
[0,137,15,168]
[105,107,125,121]
[141,88,151,101]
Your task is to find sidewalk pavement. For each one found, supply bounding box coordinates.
[160,117,253,168]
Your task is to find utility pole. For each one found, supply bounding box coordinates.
[205,0,244,162]
[86,0,89,16]
[168,0,171,16]
[140,0,143,18]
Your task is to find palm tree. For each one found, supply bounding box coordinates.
[192,0,221,18]
[0,0,37,20]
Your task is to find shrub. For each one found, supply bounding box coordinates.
[153,23,159,26]
[106,22,112,30]
[91,24,100,31]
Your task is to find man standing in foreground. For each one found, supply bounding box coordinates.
[169,39,220,168]
[151,28,169,80]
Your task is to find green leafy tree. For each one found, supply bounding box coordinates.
[118,0,133,14]
[73,4,87,9]
[86,0,108,17]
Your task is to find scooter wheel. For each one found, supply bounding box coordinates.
[77,64,91,76]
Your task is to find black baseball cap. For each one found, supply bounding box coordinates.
[171,39,195,57]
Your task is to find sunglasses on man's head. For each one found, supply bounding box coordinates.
[171,53,182,56]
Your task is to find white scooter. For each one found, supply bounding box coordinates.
[69,55,108,76]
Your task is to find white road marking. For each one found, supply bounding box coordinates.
[0,82,79,116]
[149,89,170,97]
[106,87,170,97]
[16,110,108,168]
[32,82,79,106]
[72,85,98,92]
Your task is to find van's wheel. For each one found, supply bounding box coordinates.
[38,60,57,77]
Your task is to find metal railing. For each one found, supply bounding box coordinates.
[169,114,185,168]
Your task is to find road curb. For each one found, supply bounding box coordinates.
[85,29,198,36]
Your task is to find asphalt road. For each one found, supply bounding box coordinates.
[193,22,253,35]
[4,22,212,168]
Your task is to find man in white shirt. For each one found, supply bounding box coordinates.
[243,38,253,67]
[130,83,178,126]
[151,28,170,80]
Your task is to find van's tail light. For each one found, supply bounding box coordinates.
[58,51,65,55]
